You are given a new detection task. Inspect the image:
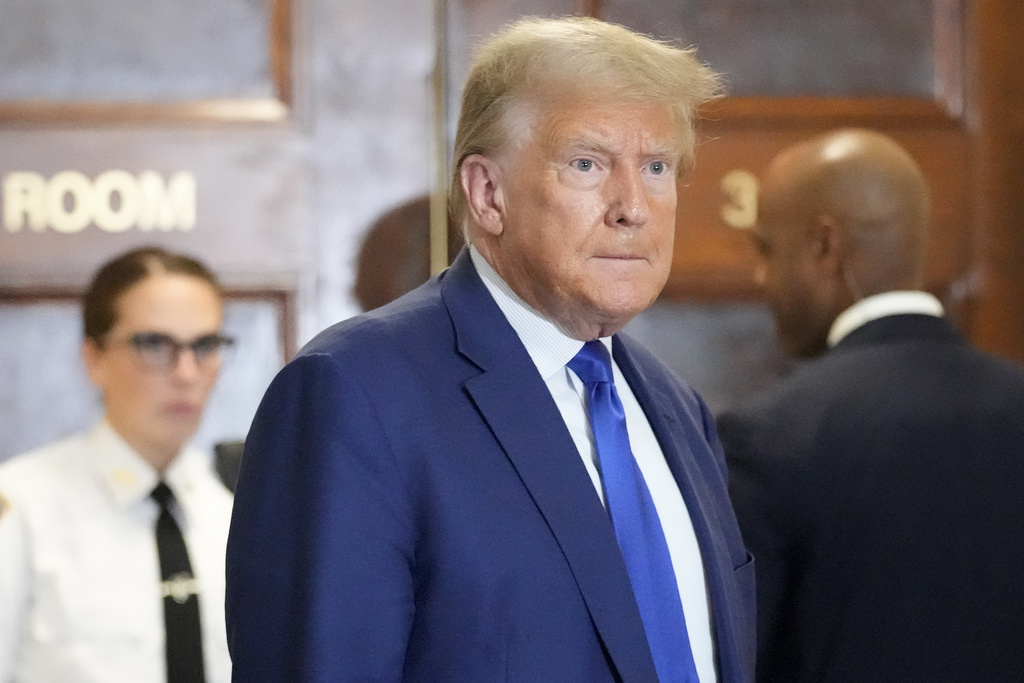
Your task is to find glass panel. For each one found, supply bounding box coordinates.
[0,0,273,101]
[602,0,935,97]
[624,300,795,414]
[0,301,98,460]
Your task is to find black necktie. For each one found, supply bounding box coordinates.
[151,481,206,683]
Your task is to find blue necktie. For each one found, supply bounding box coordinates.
[569,340,700,683]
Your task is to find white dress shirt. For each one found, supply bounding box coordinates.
[828,290,945,347]
[0,420,234,683]
[470,247,717,683]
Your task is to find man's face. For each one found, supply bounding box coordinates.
[84,273,224,465]
[486,97,680,340]
[752,180,833,358]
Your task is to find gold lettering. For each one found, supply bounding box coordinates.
[2,170,196,233]
[47,171,94,234]
[93,170,141,233]
[138,171,196,232]
[3,172,47,232]
[720,169,759,230]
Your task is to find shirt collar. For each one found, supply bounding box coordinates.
[87,419,206,511]
[469,246,612,377]
[828,290,944,348]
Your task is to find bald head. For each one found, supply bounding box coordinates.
[753,129,931,357]
[767,129,930,292]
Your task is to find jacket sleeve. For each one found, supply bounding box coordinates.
[225,352,416,682]
[716,408,801,678]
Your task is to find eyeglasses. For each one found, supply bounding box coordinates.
[109,331,235,371]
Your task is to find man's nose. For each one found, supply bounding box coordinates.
[606,167,651,228]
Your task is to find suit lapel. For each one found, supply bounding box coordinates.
[440,252,659,682]
[614,336,746,682]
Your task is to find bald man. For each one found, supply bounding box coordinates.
[717,129,1024,681]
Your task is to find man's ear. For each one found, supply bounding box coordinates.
[460,154,506,237]
[812,214,845,275]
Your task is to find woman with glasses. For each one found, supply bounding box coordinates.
[0,247,236,683]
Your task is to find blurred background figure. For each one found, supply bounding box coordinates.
[0,247,235,682]
[353,194,464,312]
[717,129,1024,681]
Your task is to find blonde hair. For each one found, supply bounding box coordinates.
[449,16,724,228]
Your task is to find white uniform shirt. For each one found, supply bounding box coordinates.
[470,247,718,683]
[0,420,234,683]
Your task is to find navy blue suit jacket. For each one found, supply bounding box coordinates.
[226,250,755,682]
[718,314,1024,682]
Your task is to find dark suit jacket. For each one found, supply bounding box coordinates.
[718,313,1024,682]
[225,250,755,682]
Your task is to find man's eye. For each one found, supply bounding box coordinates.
[649,161,667,175]
[572,159,594,172]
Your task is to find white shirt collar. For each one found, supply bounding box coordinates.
[87,419,208,511]
[469,246,612,378]
[827,290,944,347]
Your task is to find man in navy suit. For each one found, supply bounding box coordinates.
[226,16,754,682]
[717,129,1024,681]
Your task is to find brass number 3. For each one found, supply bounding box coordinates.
[720,169,759,230]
